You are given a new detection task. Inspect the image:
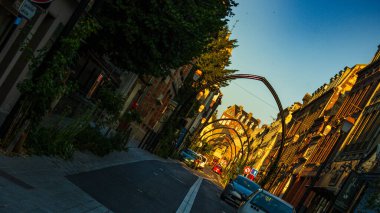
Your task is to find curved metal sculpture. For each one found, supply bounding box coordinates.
[196,118,251,144]
[170,73,285,187]
[196,117,253,167]
[200,127,250,172]
[201,132,238,159]
[200,126,245,155]
[207,138,237,170]
[194,74,286,187]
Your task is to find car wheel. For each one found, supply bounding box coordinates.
[220,191,226,200]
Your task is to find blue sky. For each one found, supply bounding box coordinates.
[219,0,380,125]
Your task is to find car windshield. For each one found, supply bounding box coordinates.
[184,149,198,158]
[250,192,293,213]
[234,176,260,192]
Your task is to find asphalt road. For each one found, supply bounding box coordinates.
[67,160,236,213]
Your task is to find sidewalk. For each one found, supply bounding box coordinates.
[0,139,166,212]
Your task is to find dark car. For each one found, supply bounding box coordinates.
[179,149,200,168]
[220,175,261,206]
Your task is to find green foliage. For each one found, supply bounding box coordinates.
[25,109,129,158]
[121,109,142,123]
[95,87,125,126]
[74,125,128,156]
[18,17,100,125]
[155,125,178,158]
[26,127,75,159]
[26,111,93,159]
[195,26,238,87]
[89,0,237,77]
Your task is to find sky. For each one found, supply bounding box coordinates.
[219,0,380,125]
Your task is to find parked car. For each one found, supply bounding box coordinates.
[238,189,295,213]
[197,154,207,170]
[179,149,201,168]
[220,175,260,206]
[212,164,223,175]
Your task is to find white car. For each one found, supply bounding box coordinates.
[238,189,295,213]
[197,155,207,169]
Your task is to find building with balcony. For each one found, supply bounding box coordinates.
[271,64,366,209]
[304,45,380,213]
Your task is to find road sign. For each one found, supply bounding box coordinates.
[243,166,251,174]
[250,168,259,177]
[18,0,36,20]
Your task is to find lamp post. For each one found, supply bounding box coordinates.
[296,118,354,212]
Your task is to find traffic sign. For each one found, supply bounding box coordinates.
[250,168,259,177]
[243,166,251,174]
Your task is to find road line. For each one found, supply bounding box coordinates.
[176,177,203,213]
[171,175,186,185]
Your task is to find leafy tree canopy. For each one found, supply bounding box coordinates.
[89,0,238,77]
[195,26,238,87]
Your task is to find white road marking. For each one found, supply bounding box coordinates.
[172,176,186,185]
[176,177,203,213]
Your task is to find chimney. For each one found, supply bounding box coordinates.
[370,44,380,63]
[302,93,312,105]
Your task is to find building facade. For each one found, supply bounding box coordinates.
[0,0,81,130]
[304,45,380,213]
[262,64,365,210]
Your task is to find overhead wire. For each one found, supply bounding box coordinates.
[231,82,277,110]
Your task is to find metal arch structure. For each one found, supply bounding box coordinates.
[195,118,251,144]
[200,127,248,172]
[202,132,238,159]
[195,117,253,166]
[207,138,237,170]
[199,126,245,155]
[194,74,286,187]
[200,125,254,167]
[201,132,242,173]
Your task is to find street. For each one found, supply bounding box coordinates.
[68,160,236,213]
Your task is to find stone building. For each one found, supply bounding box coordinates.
[252,102,301,185]
[131,65,192,143]
[266,64,366,209]
[303,45,380,213]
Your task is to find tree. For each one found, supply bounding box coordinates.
[195,26,238,87]
[89,0,238,77]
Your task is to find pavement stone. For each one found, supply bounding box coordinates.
[0,140,168,212]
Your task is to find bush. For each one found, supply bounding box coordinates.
[26,122,129,159]
[26,127,75,160]
[74,125,128,156]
